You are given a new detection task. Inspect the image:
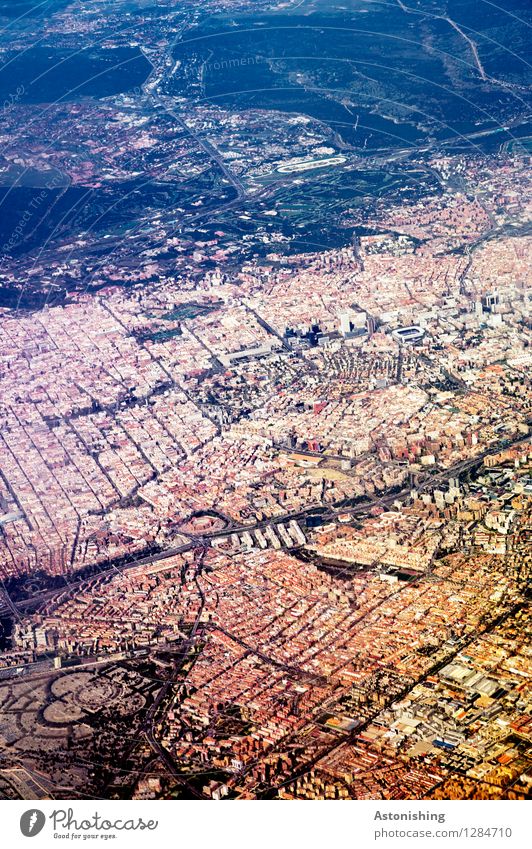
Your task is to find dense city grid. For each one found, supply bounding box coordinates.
[0,0,530,801]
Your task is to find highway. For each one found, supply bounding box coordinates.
[1,430,529,620]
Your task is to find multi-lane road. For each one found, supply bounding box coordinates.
[1,430,529,621]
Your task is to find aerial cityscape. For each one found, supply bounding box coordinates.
[0,0,530,803]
